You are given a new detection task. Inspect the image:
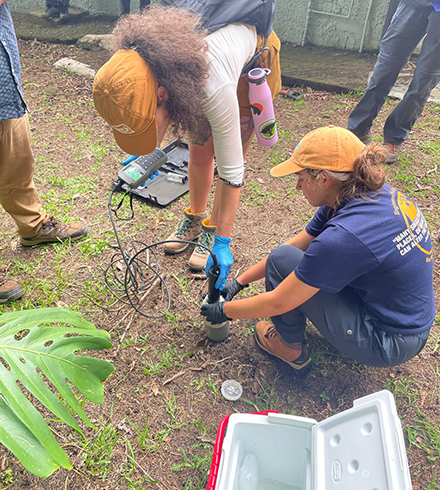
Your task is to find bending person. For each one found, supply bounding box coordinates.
[92,5,280,290]
[202,126,434,372]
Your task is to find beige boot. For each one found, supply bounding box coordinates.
[188,218,216,271]
[163,208,208,254]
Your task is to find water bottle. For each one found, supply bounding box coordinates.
[248,67,278,147]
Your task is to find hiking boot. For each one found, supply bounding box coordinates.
[40,6,60,19]
[0,273,24,304]
[254,321,311,372]
[163,208,208,254]
[383,142,401,163]
[357,132,373,145]
[188,218,215,271]
[59,5,70,21]
[20,217,88,246]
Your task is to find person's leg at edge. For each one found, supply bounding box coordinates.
[139,0,150,11]
[384,8,440,145]
[347,2,428,139]
[119,0,131,15]
[265,245,428,367]
[0,116,47,238]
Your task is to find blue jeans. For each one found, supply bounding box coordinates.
[120,0,150,15]
[265,245,429,367]
[347,1,440,145]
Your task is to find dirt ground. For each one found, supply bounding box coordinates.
[0,39,439,490]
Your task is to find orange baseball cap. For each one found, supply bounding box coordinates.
[93,49,159,155]
[271,125,365,177]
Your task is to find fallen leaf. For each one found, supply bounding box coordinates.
[152,385,159,396]
[389,372,395,378]
[155,217,164,224]
[252,380,259,396]
[420,391,427,407]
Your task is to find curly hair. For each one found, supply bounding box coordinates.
[307,143,387,208]
[111,6,209,138]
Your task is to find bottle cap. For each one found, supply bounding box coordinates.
[221,380,243,401]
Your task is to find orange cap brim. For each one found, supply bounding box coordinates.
[113,118,158,156]
[270,157,303,177]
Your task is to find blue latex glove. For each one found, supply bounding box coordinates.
[121,154,139,166]
[205,235,233,290]
[121,155,159,186]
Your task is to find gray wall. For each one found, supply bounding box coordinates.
[10,0,390,52]
[274,0,390,52]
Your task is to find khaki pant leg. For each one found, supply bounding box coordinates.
[0,115,47,237]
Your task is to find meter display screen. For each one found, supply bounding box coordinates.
[123,165,142,180]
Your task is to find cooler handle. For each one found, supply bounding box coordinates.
[206,410,278,490]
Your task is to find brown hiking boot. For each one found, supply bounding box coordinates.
[188,218,215,271]
[163,208,208,254]
[0,273,24,304]
[383,142,401,163]
[254,321,311,372]
[20,217,88,246]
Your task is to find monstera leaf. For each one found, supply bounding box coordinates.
[0,308,114,477]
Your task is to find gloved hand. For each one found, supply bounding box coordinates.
[121,154,159,183]
[121,154,139,166]
[205,235,233,290]
[221,278,248,301]
[201,300,231,325]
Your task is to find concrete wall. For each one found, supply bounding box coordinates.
[10,0,390,52]
[274,0,390,52]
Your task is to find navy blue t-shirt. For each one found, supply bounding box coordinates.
[295,184,435,334]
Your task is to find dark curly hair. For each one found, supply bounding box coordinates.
[111,6,209,139]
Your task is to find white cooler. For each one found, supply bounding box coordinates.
[208,390,412,490]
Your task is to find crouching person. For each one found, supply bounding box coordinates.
[202,126,434,372]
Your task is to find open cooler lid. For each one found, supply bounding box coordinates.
[311,390,412,490]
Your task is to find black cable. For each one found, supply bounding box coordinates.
[105,181,218,318]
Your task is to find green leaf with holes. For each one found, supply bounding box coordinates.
[0,308,114,477]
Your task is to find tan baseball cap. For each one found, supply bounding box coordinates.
[93,49,159,155]
[271,125,365,177]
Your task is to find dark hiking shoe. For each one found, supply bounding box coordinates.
[163,208,208,254]
[0,273,24,304]
[383,142,401,163]
[59,5,70,21]
[41,7,60,19]
[357,132,373,145]
[254,321,311,373]
[20,217,87,246]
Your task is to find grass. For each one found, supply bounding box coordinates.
[1,42,439,489]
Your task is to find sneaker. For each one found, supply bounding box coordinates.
[163,208,208,254]
[357,132,373,145]
[188,218,215,271]
[0,273,24,304]
[40,6,60,19]
[254,321,311,372]
[20,217,87,246]
[383,142,401,163]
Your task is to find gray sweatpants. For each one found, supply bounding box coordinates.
[265,245,430,367]
[347,1,440,145]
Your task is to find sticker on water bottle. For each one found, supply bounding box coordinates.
[258,119,277,140]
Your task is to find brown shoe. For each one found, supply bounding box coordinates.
[383,142,401,163]
[163,208,208,254]
[20,217,87,246]
[0,273,24,304]
[188,218,215,271]
[254,321,311,372]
